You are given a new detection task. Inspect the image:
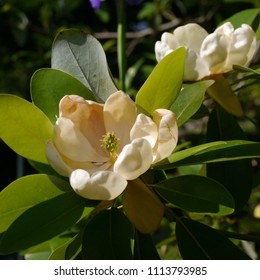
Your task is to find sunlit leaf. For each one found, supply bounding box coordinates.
[206,75,243,117]
[155,175,234,215]
[51,29,118,102]
[176,218,251,260]
[31,68,96,124]
[135,47,185,115]
[0,94,53,163]
[171,80,214,126]
[82,208,134,259]
[0,174,69,233]
[0,192,87,254]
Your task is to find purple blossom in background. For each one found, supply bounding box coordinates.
[89,0,143,10]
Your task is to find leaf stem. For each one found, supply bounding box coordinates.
[116,0,127,91]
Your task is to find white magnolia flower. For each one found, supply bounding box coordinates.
[46,91,178,201]
[155,22,257,81]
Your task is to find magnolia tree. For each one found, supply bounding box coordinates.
[0,5,260,260]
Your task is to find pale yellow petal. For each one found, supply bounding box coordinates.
[130,113,158,148]
[123,178,165,233]
[103,91,137,149]
[152,109,178,163]
[114,138,153,180]
[70,169,127,200]
[54,117,108,162]
[45,140,72,177]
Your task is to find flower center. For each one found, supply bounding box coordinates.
[101,132,119,163]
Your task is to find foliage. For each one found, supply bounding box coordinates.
[0,0,260,260]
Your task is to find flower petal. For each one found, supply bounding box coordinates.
[152,109,178,163]
[155,32,179,62]
[45,140,72,176]
[70,169,127,200]
[54,117,108,162]
[103,91,137,149]
[174,23,208,53]
[123,178,164,233]
[130,113,158,148]
[114,138,153,180]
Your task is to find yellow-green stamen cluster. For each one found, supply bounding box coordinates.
[101,132,119,163]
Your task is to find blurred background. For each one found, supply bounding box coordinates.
[0,0,260,259]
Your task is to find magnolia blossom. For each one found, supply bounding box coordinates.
[155,22,257,81]
[46,91,178,201]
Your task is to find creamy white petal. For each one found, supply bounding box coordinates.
[174,23,208,53]
[152,109,178,163]
[103,91,137,149]
[200,32,228,74]
[70,169,127,200]
[54,117,108,162]
[114,138,153,181]
[130,113,158,148]
[45,140,72,177]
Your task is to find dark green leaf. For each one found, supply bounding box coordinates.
[176,218,251,260]
[31,68,96,124]
[134,231,161,260]
[206,106,253,211]
[171,80,214,126]
[51,29,118,102]
[0,192,86,254]
[155,175,234,215]
[82,208,134,259]
[0,174,68,233]
[136,48,185,115]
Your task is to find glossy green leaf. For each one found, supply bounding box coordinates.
[176,218,251,260]
[51,29,118,102]
[206,75,243,117]
[0,192,86,254]
[206,106,253,211]
[49,235,77,260]
[134,231,161,260]
[171,80,214,126]
[82,208,134,259]
[136,47,185,115]
[222,8,260,29]
[0,174,69,233]
[156,140,260,169]
[31,68,96,124]
[0,94,53,163]
[155,175,234,215]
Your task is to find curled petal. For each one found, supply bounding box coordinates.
[45,140,72,177]
[103,91,137,149]
[70,169,127,200]
[123,178,165,233]
[114,138,153,181]
[174,23,208,53]
[152,109,178,163]
[130,113,158,148]
[54,117,108,162]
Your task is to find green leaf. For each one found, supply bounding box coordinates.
[156,140,260,169]
[134,231,161,260]
[0,192,86,254]
[221,8,260,29]
[0,174,69,233]
[206,75,243,117]
[0,94,53,163]
[31,68,96,124]
[135,48,185,115]
[206,106,253,211]
[155,175,234,215]
[171,80,214,126]
[82,208,134,259]
[176,218,251,260]
[51,29,118,102]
